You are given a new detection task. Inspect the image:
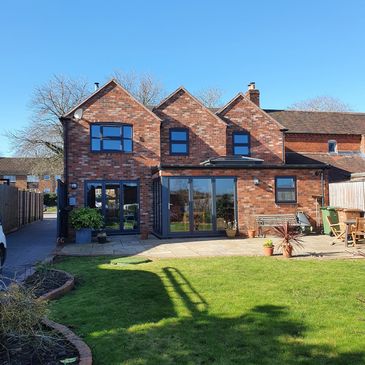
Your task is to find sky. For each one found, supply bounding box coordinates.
[0,0,365,156]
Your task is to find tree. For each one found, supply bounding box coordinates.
[196,87,223,108]
[6,75,90,174]
[112,70,164,106]
[288,96,352,112]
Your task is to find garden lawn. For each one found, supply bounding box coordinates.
[50,256,365,365]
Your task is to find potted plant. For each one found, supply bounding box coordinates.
[225,221,237,238]
[70,207,104,244]
[263,239,274,256]
[97,231,108,244]
[273,222,303,258]
[247,217,257,238]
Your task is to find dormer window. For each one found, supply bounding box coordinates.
[233,132,250,156]
[328,140,337,153]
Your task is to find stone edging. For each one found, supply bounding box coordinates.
[38,269,75,301]
[42,318,92,365]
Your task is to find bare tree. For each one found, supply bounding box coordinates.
[6,75,90,174]
[288,96,353,112]
[196,87,223,108]
[112,70,164,106]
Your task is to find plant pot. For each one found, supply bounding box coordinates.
[263,246,274,256]
[225,229,237,238]
[283,245,293,258]
[75,228,92,244]
[97,232,107,244]
[247,229,256,238]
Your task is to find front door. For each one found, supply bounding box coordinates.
[86,181,139,234]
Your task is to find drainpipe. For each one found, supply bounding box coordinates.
[320,170,325,207]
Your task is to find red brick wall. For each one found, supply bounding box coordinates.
[221,95,284,163]
[66,83,161,232]
[160,167,325,234]
[155,89,227,165]
[0,175,56,192]
[285,133,361,153]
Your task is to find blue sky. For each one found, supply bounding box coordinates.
[1,0,364,155]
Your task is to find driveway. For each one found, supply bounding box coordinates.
[2,213,57,280]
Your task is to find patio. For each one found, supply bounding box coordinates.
[58,234,365,259]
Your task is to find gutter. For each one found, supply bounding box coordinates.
[157,163,330,170]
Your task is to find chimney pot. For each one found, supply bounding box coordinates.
[248,82,256,90]
[245,82,260,107]
[94,82,100,91]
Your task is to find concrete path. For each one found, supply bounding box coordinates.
[2,213,57,280]
[59,233,365,260]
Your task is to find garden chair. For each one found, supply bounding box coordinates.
[326,216,347,245]
[351,217,365,247]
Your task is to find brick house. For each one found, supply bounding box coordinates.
[61,80,328,238]
[0,157,61,193]
[266,110,365,182]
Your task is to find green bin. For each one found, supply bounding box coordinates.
[321,206,339,235]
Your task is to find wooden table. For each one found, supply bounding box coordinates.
[344,219,356,247]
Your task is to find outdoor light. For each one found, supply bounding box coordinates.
[70,182,78,190]
[253,177,260,186]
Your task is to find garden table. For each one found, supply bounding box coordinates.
[344,219,356,247]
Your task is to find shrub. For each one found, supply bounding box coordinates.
[69,207,104,230]
[44,193,57,206]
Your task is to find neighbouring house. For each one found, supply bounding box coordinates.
[61,80,328,239]
[0,157,62,193]
[265,110,365,182]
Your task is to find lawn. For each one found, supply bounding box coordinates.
[50,256,365,365]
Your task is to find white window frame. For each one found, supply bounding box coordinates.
[328,140,337,153]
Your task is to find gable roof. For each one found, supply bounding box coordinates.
[153,86,226,126]
[266,109,365,135]
[216,93,286,130]
[0,158,48,175]
[63,79,162,122]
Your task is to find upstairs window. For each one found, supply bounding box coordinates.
[3,175,16,183]
[44,175,50,180]
[275,176,297,203]
[91,124,133,152]
[328,140,337,153]
[170,128,189,155]
[27,175,39,183]
[233,132,250,156]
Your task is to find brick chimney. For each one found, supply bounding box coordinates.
[245,82,260,107]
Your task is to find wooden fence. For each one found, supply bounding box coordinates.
[0,185,43,234]
[329,181,365,210]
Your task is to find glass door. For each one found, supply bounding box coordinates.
[192,179,213,232]
[122,182,139,232]
[105,184,120,231]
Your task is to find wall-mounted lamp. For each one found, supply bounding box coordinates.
[70,182,78,190]
[253,177,260,186]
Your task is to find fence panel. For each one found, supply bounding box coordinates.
[0,185,43,234]
[329,181,365,210]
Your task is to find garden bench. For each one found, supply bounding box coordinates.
[255,214,300,237]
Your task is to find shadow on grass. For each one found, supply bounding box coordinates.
[53,259,365,365]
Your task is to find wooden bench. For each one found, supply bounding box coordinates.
[255,214,300,237]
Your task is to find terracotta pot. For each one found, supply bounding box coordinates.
[226,229,237,238]
[263,246,274,256]
[283,245,293,258]
[247,229,256,238]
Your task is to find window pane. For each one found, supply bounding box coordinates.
[193,179,213,231]
[277,178,295,188]
[103,140,122,150]
[91,125,101,138]
[171,143,187,154]
[44,175,50,180]
[234,146,249,155]
[91,138,101,151]
[105,184,120,230]
[4,175,16,182]
[27,175,39,182]
[123,125,132,139]
[169,178,190,232]
[123,183,138,231]
[328,141,336,152]
[123,139,133,152]
[103,126,121,137]
[277,190,296,202]
[216,178,235,230]
[171,130,187,141]
[86,183,103,211]
[234,133,249,144]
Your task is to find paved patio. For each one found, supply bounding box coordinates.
[58,234,365,259]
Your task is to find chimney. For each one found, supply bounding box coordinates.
[94,82,100,91]
[245,82,260,107]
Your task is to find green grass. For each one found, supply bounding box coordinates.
[50,257,365,365]
[45,205,57,213]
